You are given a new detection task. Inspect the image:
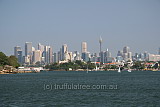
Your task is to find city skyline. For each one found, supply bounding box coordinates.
[13,40,160,57]
[13,41,160,66]
[0,0,160,56]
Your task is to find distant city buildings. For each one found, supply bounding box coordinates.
[148,54,160,62]
[33,50,42,64]
[81,42,87,53]
[25,42,32,56]
[13,40,160,66]
[14,46,22,64]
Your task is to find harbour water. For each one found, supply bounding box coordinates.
[0,71,160,106]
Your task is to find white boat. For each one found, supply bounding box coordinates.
[118,67,121,73]
[87,65,89,73]
[128,69,131,72]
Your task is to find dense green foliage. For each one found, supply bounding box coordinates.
[45,60,160,71]
[0,52,20,68]
[132,61,145,70]
[0,52,8,66]
[45,60,96,71]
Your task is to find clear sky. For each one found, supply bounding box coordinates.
[0,0,160,56]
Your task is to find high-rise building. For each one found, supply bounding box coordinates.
[128,52,132,60]
[144,51,149,61]
[38,43,44,53]
[23,55,31,65]
[14,46,22,64]
[81,42,87,53]
[62,44,68,60]
[25,42,32,56]
[14,46,21,57]
[123,46,130,53]
[100,51,105,63]
[122,46,132,61]
[73,51,81,61]
[104,49,112,63]
[53,53,58,63]
[148,54,160,61]
[64,51,72,62]
[159,48,160,55]
[44,46,53,64]
[82,52,90,62]
[33,50,42,64]
[117,51,123,57]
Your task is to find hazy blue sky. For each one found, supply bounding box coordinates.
[0,0,160,56]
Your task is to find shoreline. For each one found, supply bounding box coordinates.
[0,69,159,74]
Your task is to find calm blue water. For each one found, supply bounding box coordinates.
[0,71,160,107]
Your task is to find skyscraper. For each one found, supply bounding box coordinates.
[81,42,87,53]
[62,44,68,61]
[14,46,21,57]
[38,43,44,53]
[53,53,58,63]
[25,42,32,56]
[123,46,130,53]
[159,48,160,55]
[14,46,22,64]
[44,46,53,64]
[33,50,42,64]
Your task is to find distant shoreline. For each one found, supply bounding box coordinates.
[1,70,159,74]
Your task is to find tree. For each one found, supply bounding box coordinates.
[132,61,145,70]
[87,61,96,70]
[8,55,20,68]
[0,52,9,66]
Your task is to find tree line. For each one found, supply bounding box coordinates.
[0,52,20,69]
[45,60,96,71]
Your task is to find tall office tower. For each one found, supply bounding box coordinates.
[14,46,23,64]
[104,49,111,57]
[58,51,61,62]
[53,53,58,63]
[144,51,148,61]
[81,42,87,53]
[25,42,32,56]
[128,52,132,60]
[99,51,105,63]
[134,53,139,60]
[123,46,130,53]
[117,51,123,57]
[123,53,128,59]
[32,47,35,52]
[82,52,90,62]
[62,44,68,60]
[23,55,31,65]
[123,46,132,61]
[159,48,160,55]
[44,46,53,64]
[73,51,81,61]
[14,46,21,57]
[33,50,42,64]
[38,43,44,53]
[104,49,112,63]
[64,52,72,62]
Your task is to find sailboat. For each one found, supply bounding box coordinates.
[118,67,121,73]
[128,69,131,72]
[87,65,89,73]
[128,67,131,72]
[95,65,98,71]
